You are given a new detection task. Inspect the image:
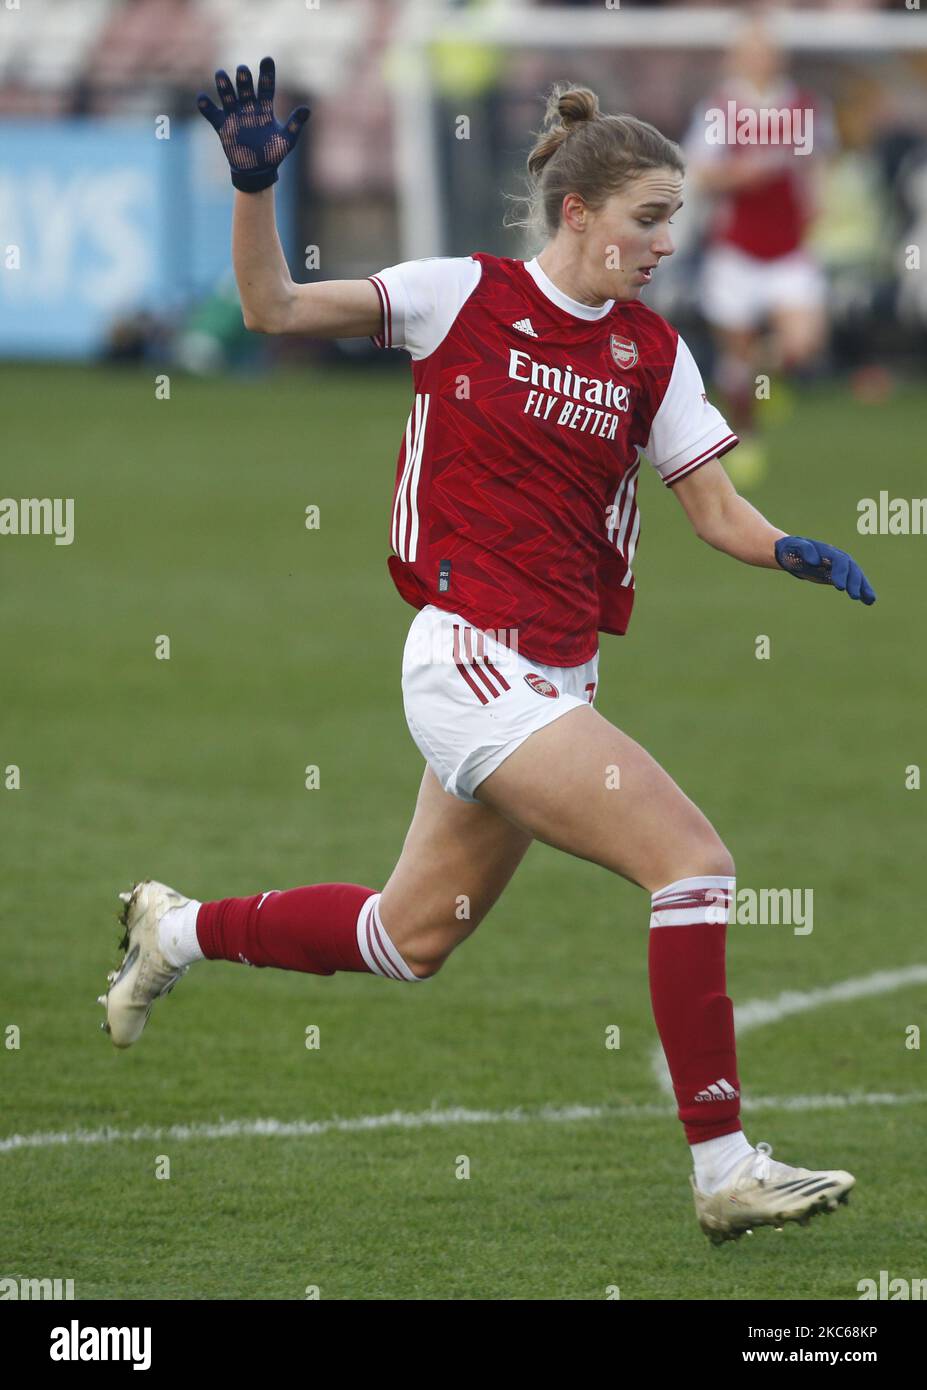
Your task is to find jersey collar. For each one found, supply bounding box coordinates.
[522,257,615,320]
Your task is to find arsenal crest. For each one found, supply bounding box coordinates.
[610,335,638,370]
[524,673,559,699]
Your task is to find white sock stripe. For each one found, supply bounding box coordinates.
[369,899,418,982]
[355,894,420,982]
[364,901,405,980]
[355,895,387,975]
[651,874,735,903]
[652,887,732,905]
[650,911,717,922]
[650,908,729,928]
[650,874,736,927]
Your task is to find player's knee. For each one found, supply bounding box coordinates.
[705,842,736,880]
[689,837,736,881]
[397,917,476,978]
[655,834,735,888]
[403,922,466,978]
[406,956,442,980]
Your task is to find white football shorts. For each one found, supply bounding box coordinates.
[700,243,826,331]
[401,604,599,803]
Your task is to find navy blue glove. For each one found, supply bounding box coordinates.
[775,535,876,605]
[197,56,310,192]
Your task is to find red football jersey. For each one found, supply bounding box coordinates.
[369,253,737,666]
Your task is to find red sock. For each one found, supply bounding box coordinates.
[648,875,742,1144]
[196,883,378,976]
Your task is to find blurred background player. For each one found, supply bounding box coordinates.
[684,12,836,487]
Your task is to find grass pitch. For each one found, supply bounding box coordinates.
[1,362,924,1299]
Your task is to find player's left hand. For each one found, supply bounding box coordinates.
[774,535,876,604]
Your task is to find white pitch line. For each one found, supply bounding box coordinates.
[4,968,924,1158]
[1,1090,926,1156]
[651,963,927,1095]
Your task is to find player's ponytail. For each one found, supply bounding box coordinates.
[506,81,684,246]
[526,84,601,178]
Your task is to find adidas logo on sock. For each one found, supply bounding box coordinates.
[694,1077,739,1102]
[512,317,538,337]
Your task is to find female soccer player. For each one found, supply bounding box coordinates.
[99,60,876,1245]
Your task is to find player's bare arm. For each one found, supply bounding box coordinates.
[672,457,876,601]
[671,457,785,566]
[232,187,381,337]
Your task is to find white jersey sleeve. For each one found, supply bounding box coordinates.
[645,334,739,486]
[368,256,483,361]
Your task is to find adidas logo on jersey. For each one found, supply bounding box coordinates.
[694,1078,739,1102]
[512,318,538,337]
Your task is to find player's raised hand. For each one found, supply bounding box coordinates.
[197,56,310,192]
[775,535,876,605]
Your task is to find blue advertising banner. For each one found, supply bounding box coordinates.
[0,118,296,358]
